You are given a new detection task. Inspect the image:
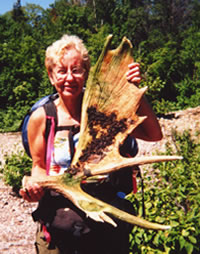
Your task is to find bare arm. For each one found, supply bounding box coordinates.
[19,107,47,202]
[28,107,47,176]
[126,62,163,141]
[131,96,163,141]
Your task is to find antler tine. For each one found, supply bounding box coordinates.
[86,155,183,176]
[23,174,171,230]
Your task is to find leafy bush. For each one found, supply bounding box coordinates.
[140,75,178,114]
[0,105,31,132]
[1,151,32,193]
[175,78,200,110]
[128,131,200,253]
[1,0,200,130]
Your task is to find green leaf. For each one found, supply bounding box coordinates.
[182,229,189,237]
[170,221,179,227]
[179,236,186,250]
[153,233,160,245]
[185,241,194,254]
[145,202,152,209]
[188,235,197,244]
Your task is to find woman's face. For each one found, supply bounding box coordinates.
[49,48,86,99]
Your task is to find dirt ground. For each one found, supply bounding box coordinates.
[0,106,199,253]
[0,133,37,254]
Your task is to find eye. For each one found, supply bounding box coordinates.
[72,66,85,75]
[58,69,66,74]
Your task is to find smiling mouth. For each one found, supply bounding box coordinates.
[63,85,78,93]
[64,85,77,89]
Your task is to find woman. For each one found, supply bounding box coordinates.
[20,34,162,253]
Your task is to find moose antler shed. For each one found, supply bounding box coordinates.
[23,35,182,230]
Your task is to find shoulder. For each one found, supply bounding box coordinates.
[29,106,46,128]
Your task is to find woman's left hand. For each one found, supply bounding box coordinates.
[126,62,141,85]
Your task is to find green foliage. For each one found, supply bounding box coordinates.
[151,99,178,115]
[128,131,200,253]
[1,151,32,193]
[0,107,25,132]
[87,25,112,65]
[175,78,200,110]
[1,0,200,129]
[174,26,200,110]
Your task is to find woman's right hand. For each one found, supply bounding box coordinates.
[19,183,44,202]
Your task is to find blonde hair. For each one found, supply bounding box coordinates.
[45,34,90,75]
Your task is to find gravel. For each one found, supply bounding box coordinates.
[0,132,37,253]
[0,179,37,254]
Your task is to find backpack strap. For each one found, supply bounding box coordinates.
[43,102,57,175]
[43,101,58,142]
[67,125,80,160]
[43,101,80,175]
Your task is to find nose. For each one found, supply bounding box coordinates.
[65,69,74,80]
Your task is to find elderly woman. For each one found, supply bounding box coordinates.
[20,34,162,254]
